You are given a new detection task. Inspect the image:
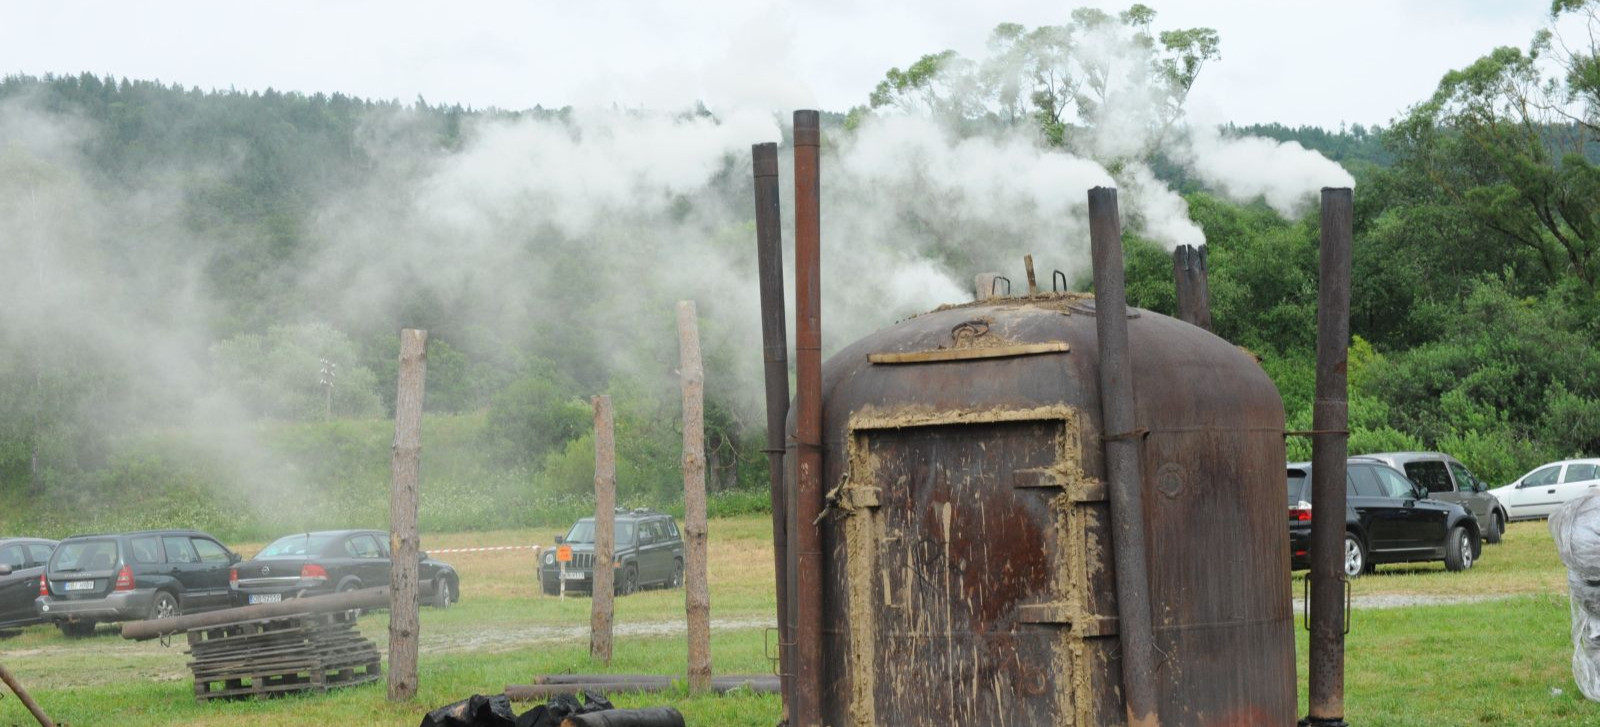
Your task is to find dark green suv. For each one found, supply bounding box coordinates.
[539,509,684,596]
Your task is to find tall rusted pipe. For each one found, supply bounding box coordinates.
[1304,187,1353,727]
[750,141,793,718]
[1172,243,1213,331]
[791,109,824,727]
[1088,187,1159,727]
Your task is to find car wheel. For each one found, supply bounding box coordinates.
[619,566,638,596]
[1486,512,1504,545]
[337,580,365,619]
[1342,534,1367,579]
[1445,526,1474,571]
[670,559,684,589]
[57,620,96,638]
[432,577,454,609]
[149,591,179,620]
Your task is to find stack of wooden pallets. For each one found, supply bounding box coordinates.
[186,610,381,701]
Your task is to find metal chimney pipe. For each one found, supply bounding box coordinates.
[1172,244,1213,331]
[1304,187,1353,727]
[750,141,793,719]
[791,110,825,727]
[1087,187,1159,727]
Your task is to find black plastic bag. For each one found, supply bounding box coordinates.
[419,693,519,727]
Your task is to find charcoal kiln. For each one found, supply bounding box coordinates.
[755,112,1299,727]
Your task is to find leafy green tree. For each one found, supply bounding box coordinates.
[208,322,382,421]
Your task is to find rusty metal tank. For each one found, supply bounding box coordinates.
[794,293,1295,726]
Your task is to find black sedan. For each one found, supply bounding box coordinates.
[230,530,458,609]
[0,538,57,629]
[1288,458,1481,577]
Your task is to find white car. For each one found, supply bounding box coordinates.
[1488,459,1600,520]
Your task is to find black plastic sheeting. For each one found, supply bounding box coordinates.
[420,692,616,727]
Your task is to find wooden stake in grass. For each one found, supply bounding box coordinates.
[591,394,616,664]
[677,300,712,693]
[0,661,55,727]
[388,328,427,702]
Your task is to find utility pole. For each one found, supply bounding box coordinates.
[319,358,337,421]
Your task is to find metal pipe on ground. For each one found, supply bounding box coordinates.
[751,140,793,717]
[120,587,390,641]
[0,662,55,727]
[1087,186,1159,727]
[1172,243,1213,331]
[790,109,824,727]
[506,676,779,699]
[1303,187,1353,727]
[560,708,686,727]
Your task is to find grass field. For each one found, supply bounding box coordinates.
[0,517,1594,725]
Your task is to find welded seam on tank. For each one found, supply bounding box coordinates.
[838,429,880,727]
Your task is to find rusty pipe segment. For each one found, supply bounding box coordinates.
[790,109,825,727]
[1302,187,1353,727]
[1087,187,1160,727]
[1172,243,1213,331]
[750,140,794,717]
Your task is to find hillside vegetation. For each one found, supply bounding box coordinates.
[2,3,1599,537]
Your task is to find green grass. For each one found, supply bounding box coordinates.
[1,515,1595,725]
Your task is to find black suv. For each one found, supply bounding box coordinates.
[36,530,239,636]
[0,538,58,629]
[539,509,684,596]
[1287,459,1481,577]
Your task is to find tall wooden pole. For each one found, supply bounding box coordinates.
[677,300,712,693]
[388,328,427,702]
[591,394,617,664]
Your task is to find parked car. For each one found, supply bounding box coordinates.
[0,538,57,629]
[539,509,684,596]
[1287,459,1481,577]
[1357,452,1508,545]
[35,530,239,636]
[230,530,458,609]
[1488,458,1600,521]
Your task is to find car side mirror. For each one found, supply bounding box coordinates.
[554,536,565,545]
[229,552,241,564]
[1413,486,1427,500]
[0,564,12,576]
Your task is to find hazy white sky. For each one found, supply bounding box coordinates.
[0,0,1574,127]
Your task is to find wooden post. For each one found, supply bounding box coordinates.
[677,301,712,693]
[0,662,55,727]
[591,394,617,664]
[388,328,427,702]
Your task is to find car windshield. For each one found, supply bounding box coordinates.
[257,533,338,558]
[1287,470,1309,504]
[51,539,118,572]
[563,522,636,546]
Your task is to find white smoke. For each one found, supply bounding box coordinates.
[1179,121,1355,218]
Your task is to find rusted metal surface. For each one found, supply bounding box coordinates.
[750,141,793,716]
[1172,244,1213,331]
[799,294,1295,724]
[1304,187,1353,727]
[867,342,1068,364]
[1088,187,1159,727]
[790,108,825,727]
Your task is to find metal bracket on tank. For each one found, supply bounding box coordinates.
[1016,605,1118,636]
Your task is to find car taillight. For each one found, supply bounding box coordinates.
[39,574,48,596]
[114,565,134,591]
[301,564,329,581]
[1289,501,1312,522]
[229,568,238,585]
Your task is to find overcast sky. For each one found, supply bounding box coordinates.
[0,0,1576,127]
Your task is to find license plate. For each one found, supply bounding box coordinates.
[248,593,283,604]
[63,580,95,592]
[563,571,587,580]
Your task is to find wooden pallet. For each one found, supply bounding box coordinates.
[186,611,382,702]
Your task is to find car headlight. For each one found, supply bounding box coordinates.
[544,553,554,565]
